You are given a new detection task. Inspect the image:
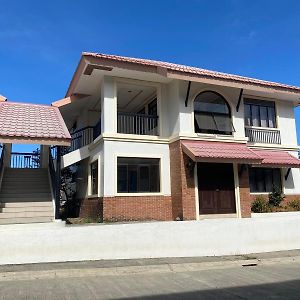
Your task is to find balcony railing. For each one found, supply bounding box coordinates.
[11,152,40,168]
[117,112,159,136]
[245,127,281,144]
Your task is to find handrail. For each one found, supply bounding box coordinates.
[11,152,40,168]
[0,144,5,180]
[117,112,159,135]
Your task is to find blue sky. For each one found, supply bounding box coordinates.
[1,0,300,151]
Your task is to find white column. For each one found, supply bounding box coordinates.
[101,76,117,134]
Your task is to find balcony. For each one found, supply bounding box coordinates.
[117,112,159,136]
[62,119,101,155]
[245,126,281,144]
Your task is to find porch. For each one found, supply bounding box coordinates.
[0,101,71,224]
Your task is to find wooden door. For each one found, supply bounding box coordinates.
[197,163,236,214]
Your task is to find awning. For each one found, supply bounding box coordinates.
[251,149,300,168]
[181,140,262,164]
[0,101,71,146]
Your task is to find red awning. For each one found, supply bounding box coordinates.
[181,140,262,164]
[252,149,300,168]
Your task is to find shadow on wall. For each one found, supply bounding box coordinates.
[121,279,300,299]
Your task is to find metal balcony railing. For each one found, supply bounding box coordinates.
[10,152,40,168]
[117,112,159,136]
[245,127,281,144]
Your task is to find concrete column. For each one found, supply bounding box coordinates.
[101,76,117,134]
[40,145,50,168]
[3,143,12,167]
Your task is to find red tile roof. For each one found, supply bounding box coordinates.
[181,140,262,164]
[0,101,71,145]
[252,149,300,168]
[83,52,300,94]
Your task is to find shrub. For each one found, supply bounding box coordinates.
[268,186,284,207]
[251,196,269,213]
[287,199,300,211]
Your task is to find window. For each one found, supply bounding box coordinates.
[249,167,281,193]
[194,91,233,135]
[90,160,98,195]
[244,99,276,128]
[117,157,160,193]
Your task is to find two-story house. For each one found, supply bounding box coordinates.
[53,52,300,222]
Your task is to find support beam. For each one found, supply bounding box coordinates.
[185,81,191,107]
[236,88,244,112]
[285,168,291,181]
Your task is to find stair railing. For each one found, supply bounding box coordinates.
[49,147,61,219]
[0,145,5,189]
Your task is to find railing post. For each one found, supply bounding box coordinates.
[55,146,61,219]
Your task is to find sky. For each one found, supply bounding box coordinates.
[1,0,300,151]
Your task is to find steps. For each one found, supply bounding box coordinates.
[0,168,54,224]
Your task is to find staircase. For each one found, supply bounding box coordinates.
[0,168,54,224]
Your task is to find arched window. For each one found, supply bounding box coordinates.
[194,91,233,135]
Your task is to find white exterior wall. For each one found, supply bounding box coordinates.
[284,151,300,195]
[1,215,300,265]
[102,140,171,197]
[276,101,298,146]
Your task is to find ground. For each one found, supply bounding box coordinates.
[0,250,300,299]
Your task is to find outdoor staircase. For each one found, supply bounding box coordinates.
[0,168,54,224]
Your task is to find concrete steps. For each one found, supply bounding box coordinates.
[0,168,54,224]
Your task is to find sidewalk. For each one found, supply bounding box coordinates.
[0,249,299,282]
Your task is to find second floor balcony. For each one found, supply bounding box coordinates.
[245,126,281,144]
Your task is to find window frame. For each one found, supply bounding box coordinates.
[193,91,234,135]
[89,159,99,196]
[244,99,277,129]
[249,167,282,194]
[116,156,162,195]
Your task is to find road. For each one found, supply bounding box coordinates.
[0,252,300,299]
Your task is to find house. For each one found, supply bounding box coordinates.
[52,52,300,222]
[1,52,300,225]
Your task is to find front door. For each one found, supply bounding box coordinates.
[197,162,236,214]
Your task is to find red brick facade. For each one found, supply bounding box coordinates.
[102,196,172,222]
[169,140,197,220]
[238,165,252,218]
[79,197,103,219]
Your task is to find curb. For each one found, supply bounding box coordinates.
[0,255,299,282]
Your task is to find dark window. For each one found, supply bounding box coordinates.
[194,91,233,135]
[117,157,160,193]
[249,167,281,193]
[91,161,98,195]
[244,99,276,128]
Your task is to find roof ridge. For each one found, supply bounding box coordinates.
[82,52,300,92]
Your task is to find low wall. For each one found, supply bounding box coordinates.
[0,215,300,265]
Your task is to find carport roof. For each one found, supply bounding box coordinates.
[0,101,71,146]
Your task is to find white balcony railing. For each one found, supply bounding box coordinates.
[245,126,281,144]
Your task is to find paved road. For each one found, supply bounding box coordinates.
[0,254,300,299]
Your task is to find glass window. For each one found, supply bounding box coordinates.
[117,157,160,193]
[244,99,276,128]
[90,160,98,195]
[249,167,281,193]
[194,91,232,135]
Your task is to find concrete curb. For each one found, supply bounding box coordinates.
[1,254,299,282]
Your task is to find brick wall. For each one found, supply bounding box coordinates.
[103,196,172,222]
[238,165,252,218]
[79,197,103,219]
[169,140,196,221]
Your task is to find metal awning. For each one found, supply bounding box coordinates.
[181,140,262,164]
[251,149,300,168]
[0,101,71,146]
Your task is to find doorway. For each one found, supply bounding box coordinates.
[197,162,236,214]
